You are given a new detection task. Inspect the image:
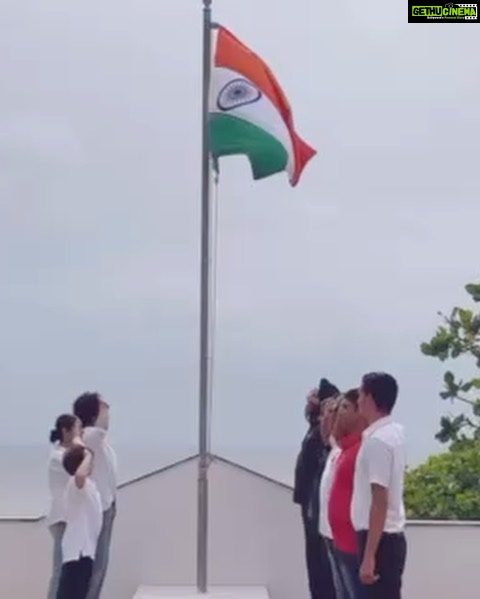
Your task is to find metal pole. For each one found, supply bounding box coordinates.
[197,0,212,593]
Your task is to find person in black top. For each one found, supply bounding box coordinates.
[294,378,339,599]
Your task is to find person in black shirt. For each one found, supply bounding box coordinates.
[294,378,339,599]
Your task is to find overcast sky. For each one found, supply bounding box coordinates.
[0,0,478,465]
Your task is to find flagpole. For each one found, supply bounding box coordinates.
[197,0,213,593]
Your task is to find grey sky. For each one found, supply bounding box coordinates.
[0,0,479,465]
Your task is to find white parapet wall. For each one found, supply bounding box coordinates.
[1,456,480,599]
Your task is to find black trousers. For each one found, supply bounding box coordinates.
[357,531,407,599]
[301,505,336,599]
[56,556,93,599]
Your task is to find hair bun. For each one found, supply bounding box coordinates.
[49,429,60,443]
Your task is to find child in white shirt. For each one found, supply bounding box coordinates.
[46,413,82,599]
[56,444,102,599]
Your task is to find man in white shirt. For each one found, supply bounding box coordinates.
[351,372,407,598]
[56,444,102,599]
[317,396,343,597]
[74,392,118,599]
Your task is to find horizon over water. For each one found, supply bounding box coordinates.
[1,441,429,519]
[1,444,296,519]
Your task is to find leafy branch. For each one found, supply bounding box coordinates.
[421,282,480,446]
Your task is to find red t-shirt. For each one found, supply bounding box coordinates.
[328,433,362,554]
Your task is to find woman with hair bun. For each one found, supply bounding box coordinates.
[46,414,82,599]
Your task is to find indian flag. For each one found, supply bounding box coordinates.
[209,26,316,187]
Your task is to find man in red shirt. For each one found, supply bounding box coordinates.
[328,389,365,599]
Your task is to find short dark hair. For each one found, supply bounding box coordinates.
[343,388,359,405]
[73,392,101,427]
[63,445,86,476]
[361,372,398,414]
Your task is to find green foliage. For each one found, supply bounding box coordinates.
[405,443,480,520]
[421,282,480,445]
[408,281,480,519]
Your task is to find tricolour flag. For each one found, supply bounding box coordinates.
[209,26,316,187]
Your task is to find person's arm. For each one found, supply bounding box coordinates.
[74,449,93,489]
[363,484,388,562]
[82,426,106,452]
[360,439,393,584]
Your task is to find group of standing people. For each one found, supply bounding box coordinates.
[43,373,404,599]
[294,372,407,599]
[46,392,117,599]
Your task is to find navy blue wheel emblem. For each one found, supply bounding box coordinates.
[217,78,262,112]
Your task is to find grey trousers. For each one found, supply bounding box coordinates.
[324,537,346,599]
[86,501,116,599]
[47,522,66,599]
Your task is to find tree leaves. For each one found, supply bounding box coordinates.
[435,414,469,444]
[421,326,455,362]
[466,283,480,303]
[421,280,480,445]
[405,443,480,520]
[458,308,473,329]
[409,280,480,519]
[444,371,455,386]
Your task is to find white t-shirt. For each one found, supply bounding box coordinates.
[62,477,102,563]
[46,445,69,526]
[318,442,341,538]
[82,427,117,512]
[351,416,406,533]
